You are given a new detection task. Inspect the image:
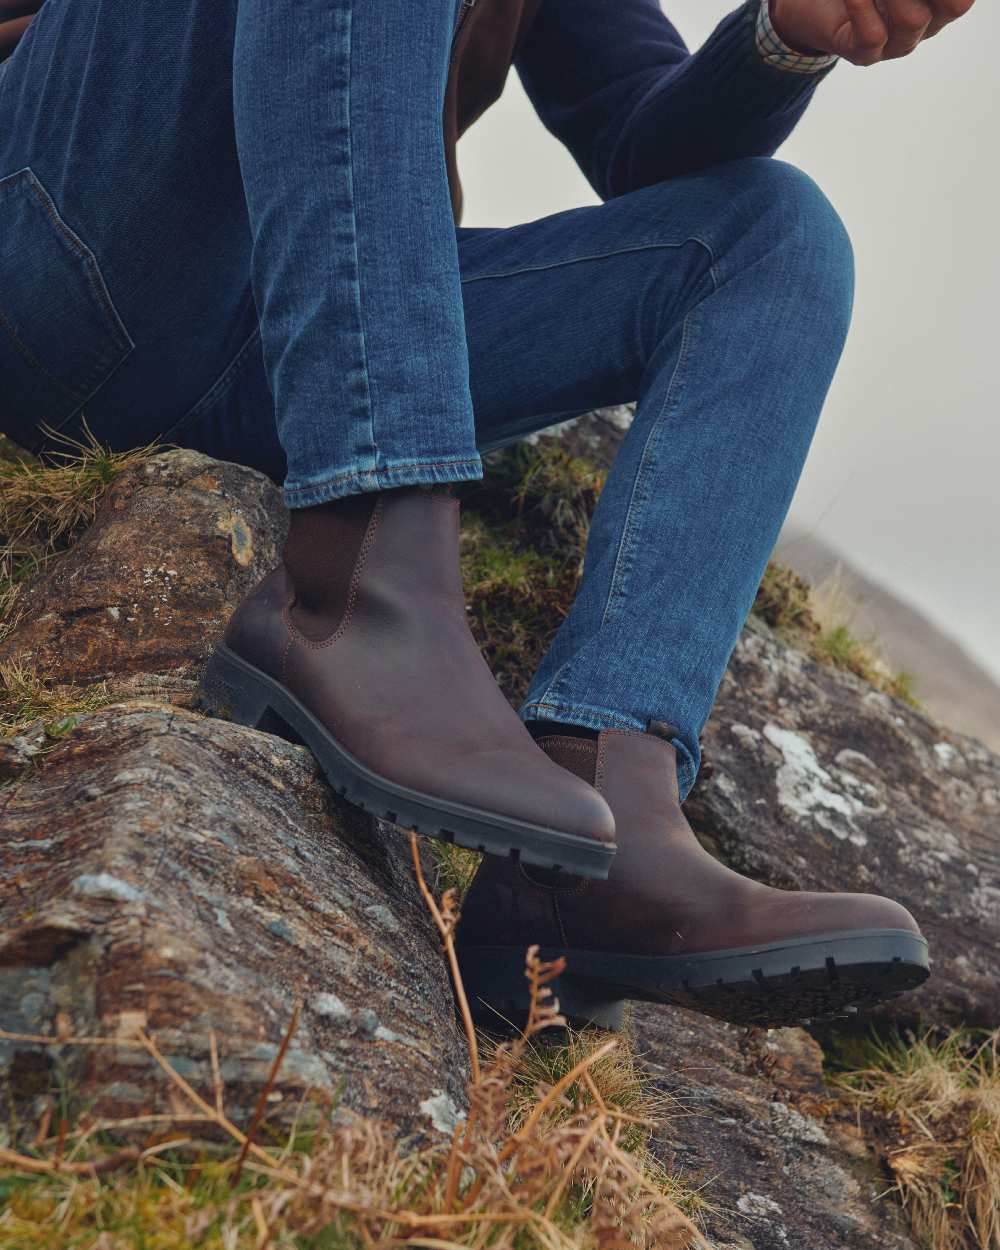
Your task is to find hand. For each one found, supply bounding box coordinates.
[0,1,42,61]
[769,0,975,65]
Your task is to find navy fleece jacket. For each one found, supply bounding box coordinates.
[517,0,832,201]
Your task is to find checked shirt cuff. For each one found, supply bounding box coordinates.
[756,0,839,74]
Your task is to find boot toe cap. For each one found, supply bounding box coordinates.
[804,890,924,938]
[550,769,616,844]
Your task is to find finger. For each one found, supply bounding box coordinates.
[840,0,890,64]
[925,0,975,36]
[0,14,32,56]
[881,0,933,57]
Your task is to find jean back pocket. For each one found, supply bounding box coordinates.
[0,167,134,451]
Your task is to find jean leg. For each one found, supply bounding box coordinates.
[460,160,854,799]
[525,162,853,795]
[233,0,481,507]
[0,1,478,504]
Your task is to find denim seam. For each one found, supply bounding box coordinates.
[11,170,135,361]
[599,306,699,630]
[285,455,481,494]
[521,701,644,731]
[0,168,135,405]
[520,254,717,714]
[460,236,716,286]
[523,303,702,718]
[343,3,378,467]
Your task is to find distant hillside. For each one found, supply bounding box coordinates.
[777,528,1000,752]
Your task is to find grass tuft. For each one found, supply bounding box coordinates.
[754,560,921,708]
[0,425,159,647]
[482,1026,713,1226]
[808,568,922,708]
[0,660,113,741]
[463,441,606,559]
[753,562,820,640]
[838,1030,1000,1250]
[431,841,483,899]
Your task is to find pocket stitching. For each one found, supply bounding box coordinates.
[0,167,135,404]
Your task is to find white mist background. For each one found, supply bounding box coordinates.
[457,1,1000,685]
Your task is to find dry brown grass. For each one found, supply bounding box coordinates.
[753,560,921,707]
[0,424,158,646]
[0,659,113,740]
[0,834,708,1250]
[839,1031,1000,1250]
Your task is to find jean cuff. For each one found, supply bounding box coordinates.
[520,700,701,802]
[283,455,484,509]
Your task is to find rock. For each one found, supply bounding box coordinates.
[0,703,468,1137]
[636,1004,917,1250]
[0,720,46,780]
[0,449,287,703]
[688,626,1000,1028]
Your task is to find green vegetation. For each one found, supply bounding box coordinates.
[432,840,482,899]
[460,513,579,707]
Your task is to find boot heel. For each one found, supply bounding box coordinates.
[198,647,275,730]
[458,947,626,1033]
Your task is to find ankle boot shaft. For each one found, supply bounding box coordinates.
[283,492,376,630]
[283,486,463,641]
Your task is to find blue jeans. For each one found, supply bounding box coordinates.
[0,0,853,797]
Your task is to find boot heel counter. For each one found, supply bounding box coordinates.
[222,566,292,678]
[457,856,565,951]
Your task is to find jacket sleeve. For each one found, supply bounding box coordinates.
[516,0,832,201]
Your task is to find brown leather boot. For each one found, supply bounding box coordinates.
[456,724,929,1028]
[198,488,616,877]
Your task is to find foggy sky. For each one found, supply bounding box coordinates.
[457,0,1000,686]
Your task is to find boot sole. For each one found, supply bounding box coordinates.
[458,929,930,1031]
[197,644,616,879]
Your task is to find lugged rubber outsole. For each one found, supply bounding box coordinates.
[197,644,616,879]
[459,928,930,1031]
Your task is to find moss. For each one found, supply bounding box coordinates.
[461,439,605,557]
[460,512,580,706]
